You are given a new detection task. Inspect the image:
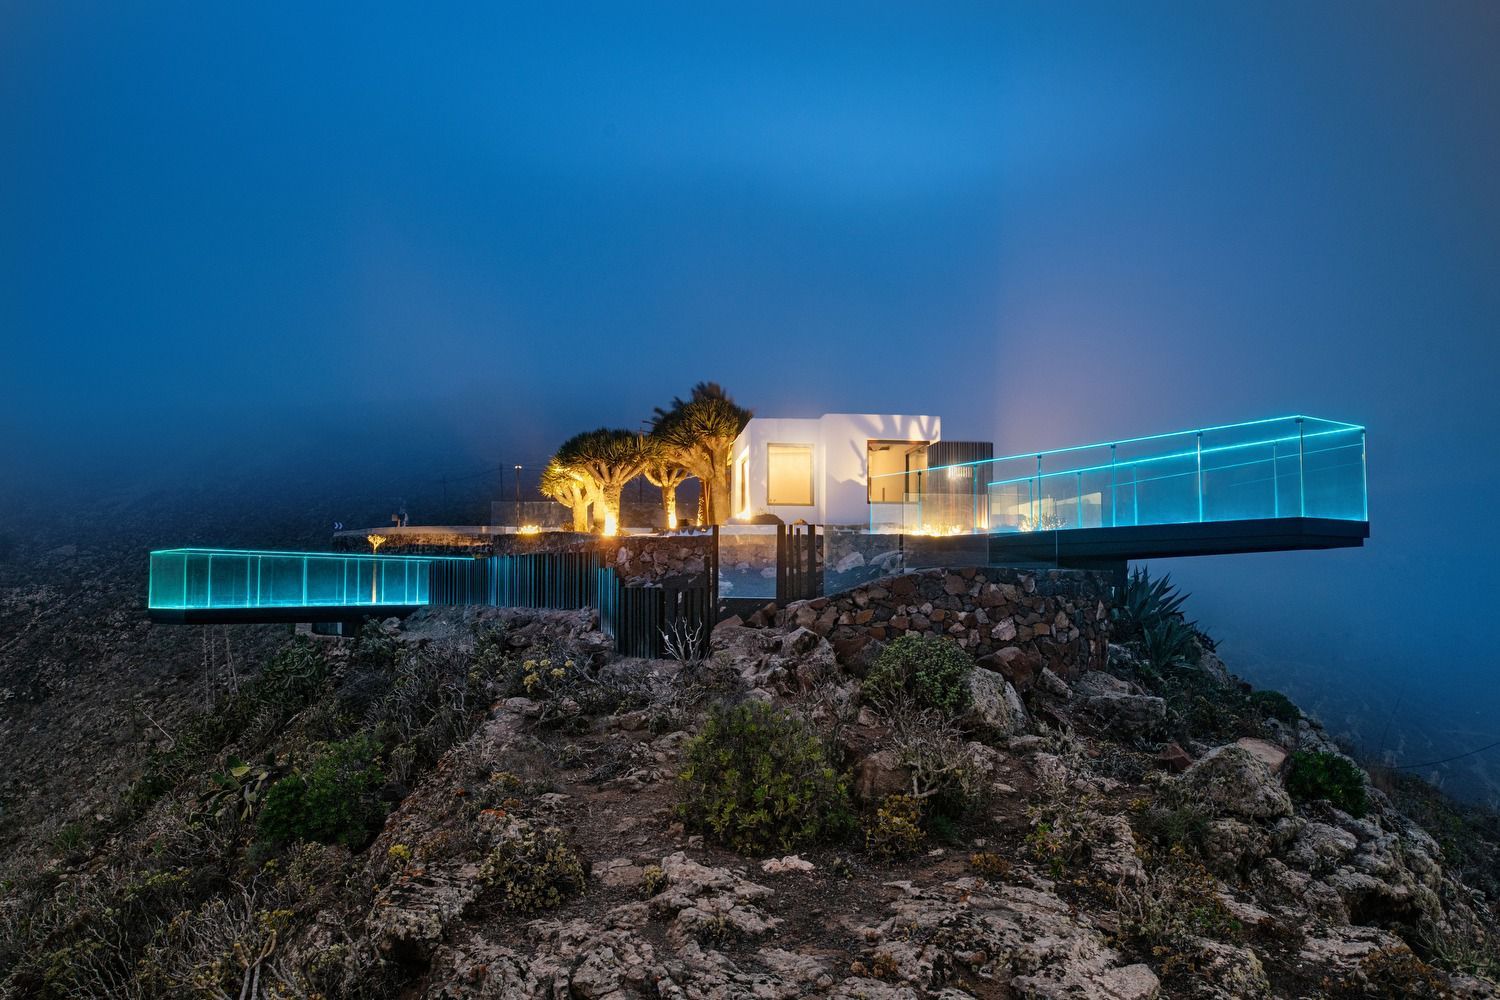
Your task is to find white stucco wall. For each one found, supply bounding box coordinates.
[730,413,941,526]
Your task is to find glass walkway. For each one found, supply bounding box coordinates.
[868,415,1366,536]
[148,549,470,622]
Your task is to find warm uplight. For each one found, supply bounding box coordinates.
[517,524,542,535]
[897,524,969,537]
[367,534,388,553]
[601,513,619,537]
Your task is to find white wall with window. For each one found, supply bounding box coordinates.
[766,443,814,506]
[730,413,941,525]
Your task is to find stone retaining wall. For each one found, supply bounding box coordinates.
[332,529,715,586]
[769,566,1112,691]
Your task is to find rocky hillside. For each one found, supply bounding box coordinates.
[1,565,1497,999]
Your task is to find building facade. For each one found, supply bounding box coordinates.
[729,413,942,526]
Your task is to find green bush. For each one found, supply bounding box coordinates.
[676,701,853,855]
[1286,750,1369,818]
[124,639,329,817]
[479,821,587,912]
[257,734,389,849]
[865,794,924,859]
[1248,689,1300,724]
[863,635,974,716]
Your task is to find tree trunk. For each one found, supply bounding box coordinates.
[661,483,678,530]
[601,483,623,535]
[570,492,590,532]
[708,472,731,526]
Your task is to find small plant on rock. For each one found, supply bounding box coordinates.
[887,706,991,831]
[1285,750,1369,818]
[1324,946,1452,999]
[1117,846,1244,953]
[969,851,1012,879]
[863,634,973,717]
[479,819,588,912]
[675,700,853,856]
[865,794,925,859]
[641,864,667,898]
[1248,689,1300,725]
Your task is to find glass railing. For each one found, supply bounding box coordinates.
[148,548,465,611]
[869,415,1366,535]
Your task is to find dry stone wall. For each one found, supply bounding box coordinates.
[770,566,1112,691]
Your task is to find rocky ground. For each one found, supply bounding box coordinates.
[1,574,1496,999]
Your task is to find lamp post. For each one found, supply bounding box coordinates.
[514,464,523,528]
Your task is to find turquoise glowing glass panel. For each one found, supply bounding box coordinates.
[147,549,464,610]
[868,415,1367,536]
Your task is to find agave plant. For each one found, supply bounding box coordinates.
[1115,567,1190,636]
[1139,616,1197,675]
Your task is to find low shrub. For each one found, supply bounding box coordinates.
[887,706,991,831]
[1285,750,1369,818]
[1118,846,1244,953]
[675,701,853,856]
[495,642,654,730]
[124,639,329,818]
[257,734,389,849]
[865,794,924,859]
[969,851,1012,879]
[479,821,587,912]
[1248,689,1300,725]
[1324,946,1451,999]
[1133,801,1211,853]
[863,635,973,717]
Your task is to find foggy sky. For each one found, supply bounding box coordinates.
[3,3,1499,790]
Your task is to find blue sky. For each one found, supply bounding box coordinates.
[4,3,1499,792]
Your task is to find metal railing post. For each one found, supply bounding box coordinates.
[1361,429,1368,521]
[1109,444,1117,527]
[1196,432,1204,522]
[1297,418,1306,517]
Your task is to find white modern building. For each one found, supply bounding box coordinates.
[729,413,944,527]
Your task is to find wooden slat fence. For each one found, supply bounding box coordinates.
[775,524,820,604]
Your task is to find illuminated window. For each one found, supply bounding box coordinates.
[867,440,928,502]
[736,453,749,516]
[767,444,814,506]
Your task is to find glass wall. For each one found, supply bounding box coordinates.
[148,549,457,610]
[716,526,780,600]
[868,415,1367,535]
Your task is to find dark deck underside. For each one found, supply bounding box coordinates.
[148,605,423,626]
[986,516,1367,566]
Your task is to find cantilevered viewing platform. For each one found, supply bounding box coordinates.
[866,415,1368,567]
[147,549,470,625]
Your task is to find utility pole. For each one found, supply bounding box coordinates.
[514,464,523,527]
